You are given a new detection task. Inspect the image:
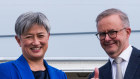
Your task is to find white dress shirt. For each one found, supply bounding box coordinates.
[109,45,132,79]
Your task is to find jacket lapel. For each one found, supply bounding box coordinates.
[124,47,140,79]
[100,61,112,79]
[13,55,35,79]
[44,60,58,79]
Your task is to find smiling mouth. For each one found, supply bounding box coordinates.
[104,42,115,46]
[105,43,114,46]
[30,47,42,52]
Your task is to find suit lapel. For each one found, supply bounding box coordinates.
[13,55,35,79]
[124,47,140,79]
[44,60,57,79]
[100,61,112,79]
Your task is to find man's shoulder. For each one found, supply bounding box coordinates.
[132,46,140,52]
[131,46,140,57]
[99,60,111,70]
[88,61,111,79]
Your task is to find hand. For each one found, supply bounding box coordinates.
[91,67,99,79]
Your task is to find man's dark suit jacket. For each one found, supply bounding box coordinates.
[89,46,140,79]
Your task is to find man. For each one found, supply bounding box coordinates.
[89,8,140,79]
[0,12,67,79]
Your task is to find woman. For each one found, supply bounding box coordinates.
[0,12,67,79]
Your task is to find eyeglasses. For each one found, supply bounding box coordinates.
[96,28,126,40]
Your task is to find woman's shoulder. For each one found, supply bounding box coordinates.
[47,65,67,79]
[47,65,64,73]
[0,61,14,79]
[0,61,14,68]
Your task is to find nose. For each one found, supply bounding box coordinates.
[104,34,111,41]
[32,37,40,45]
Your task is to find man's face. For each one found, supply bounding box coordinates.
[15,24,50,60]
[97,14,131,58]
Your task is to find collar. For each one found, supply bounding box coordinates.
[109,45,132,64]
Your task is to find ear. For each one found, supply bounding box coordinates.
[15,35,21,47]
[126,27,131,38]
[47,33,50,40]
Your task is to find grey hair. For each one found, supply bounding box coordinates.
[15,12,50,38]
[96,8,130,28]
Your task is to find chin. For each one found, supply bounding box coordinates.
[106,50,115,55]
[107,51,118,58]
[32,53,44,58]
[32,56,44,60]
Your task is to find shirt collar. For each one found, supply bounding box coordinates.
[109,45,132,64]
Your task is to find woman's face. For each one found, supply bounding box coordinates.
[15,24,50,60]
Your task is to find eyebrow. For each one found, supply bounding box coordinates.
[37,32,46,34]
[99,29,116,33]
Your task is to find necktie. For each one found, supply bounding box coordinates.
[114,57,123,79]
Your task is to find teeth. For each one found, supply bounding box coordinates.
[32,48,40,50]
